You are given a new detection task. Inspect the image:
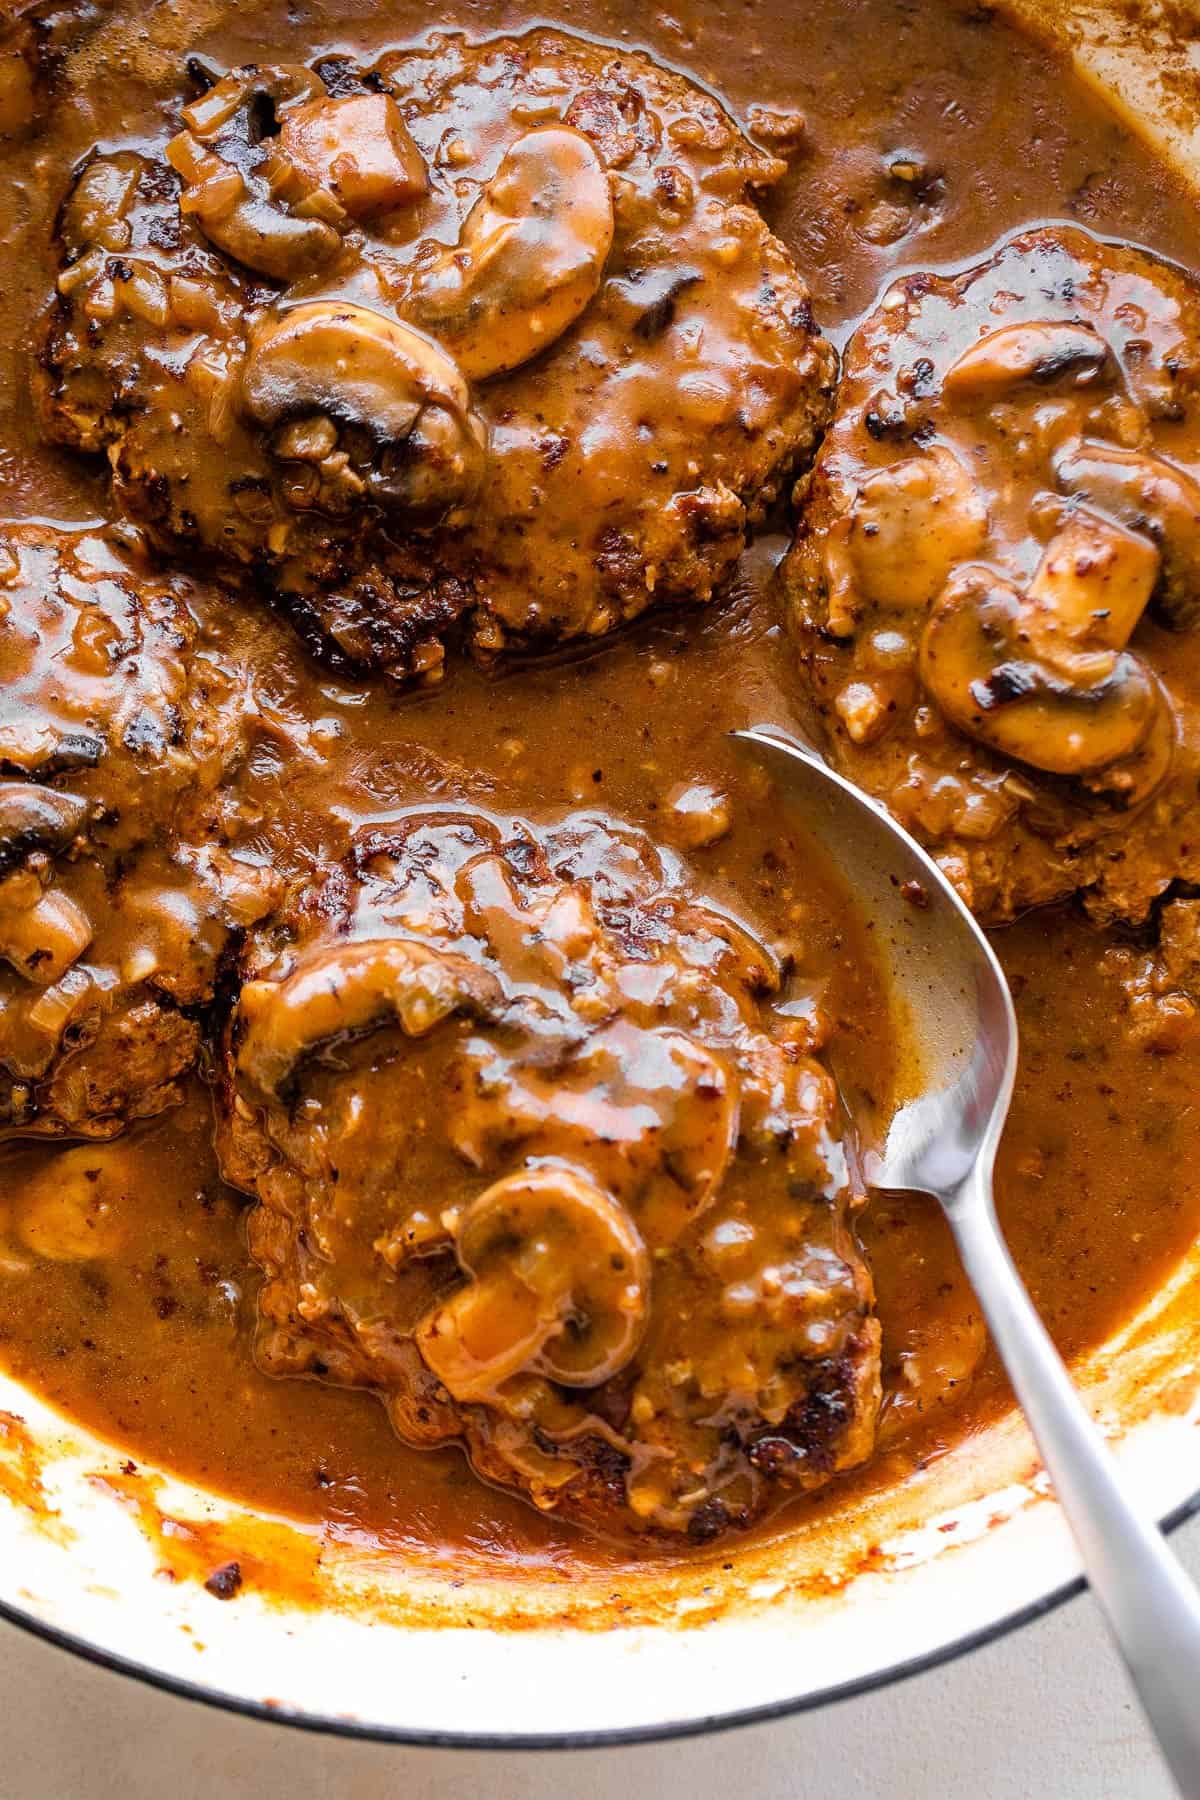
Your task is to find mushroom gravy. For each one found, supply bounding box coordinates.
[2,0,1200,1565]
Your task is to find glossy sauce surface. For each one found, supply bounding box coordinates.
[2,0,1200,1566]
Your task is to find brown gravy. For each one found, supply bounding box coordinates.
[2,0,1200,1567]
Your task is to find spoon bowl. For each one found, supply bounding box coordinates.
[734,724,1017,1200]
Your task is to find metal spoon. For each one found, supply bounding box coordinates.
[736,724,1200,1797]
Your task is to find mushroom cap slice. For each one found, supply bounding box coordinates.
[1055,438,1200,631]
[416,1164,650,1401]
[14,1141,135,1261]
[411,126,615,382]
[240,301,488,520]
[171,142,340,281]
[235,937,503,1103]
[941,320,1113,400]
[0,782,88,875]
[167,66,343,281]
[822,445,988,624]
[445,1018,739,1248]
[1025,507,1160,653]
[919,559,1169,781]
[178,62,324,138]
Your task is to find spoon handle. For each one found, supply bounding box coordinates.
[950,1166,1200,1798]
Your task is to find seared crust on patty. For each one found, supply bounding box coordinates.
[0,523,276,1137]
[216,807,879,1539]
[39,30,835,686]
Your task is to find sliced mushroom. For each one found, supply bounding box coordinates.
[1055,439,1200,630]
[179,61,324,138]
[235,937,503,1103]
[941,320,1113,400]
[240,301,488,522]
[415,1165,649,1402]
[919,529,1170,785]
[166,65,343,280]
[278,93,427,221]
[1026,506,1160,650]
[410,127,614,381]
[0,783,88,877]
[15,1142,132,1261]
[824,445,988,627]
[448,1017,738,1247]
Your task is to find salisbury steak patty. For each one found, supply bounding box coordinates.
[786,226,1200,925]
[39,29,835,686]
[216,807,880,1539]
[0,524,276,1137]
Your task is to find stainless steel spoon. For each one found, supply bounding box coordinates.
[736,724,1200,1797]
